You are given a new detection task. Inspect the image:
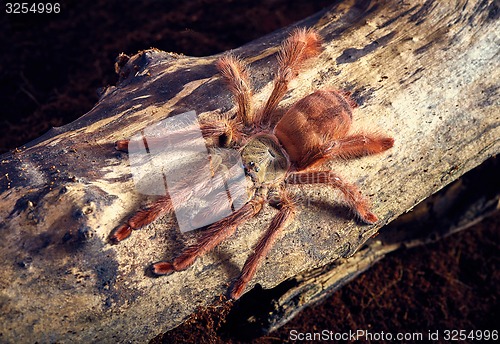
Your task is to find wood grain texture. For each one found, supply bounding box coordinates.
[0,0,498,342]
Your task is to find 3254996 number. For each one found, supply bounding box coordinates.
[5,3,60,14]
[443,330,498,341]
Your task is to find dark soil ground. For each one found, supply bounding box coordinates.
[1,1,498,343]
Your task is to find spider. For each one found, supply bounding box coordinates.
[110,28,394,300]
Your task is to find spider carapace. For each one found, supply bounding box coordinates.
[241,134,289,185]
[110,28,394,299]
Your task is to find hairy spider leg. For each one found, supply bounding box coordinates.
[326,133,395,160]
[230,191,296,299]
[109,196,173,243]
[256,28,322,126]
[298,133,395,169]
[188,170,251,229]
[110,150,246,243]
[287,171,378,224]
[152,196,265,275]
[115,119,238,152]
[217,55,253,127]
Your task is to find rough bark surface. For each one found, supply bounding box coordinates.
[0,0,498,342]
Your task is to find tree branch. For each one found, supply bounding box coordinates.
[0,0,498,342]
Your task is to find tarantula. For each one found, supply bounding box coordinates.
[110,28,394,299]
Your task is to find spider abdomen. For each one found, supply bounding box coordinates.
[274,89,354,166]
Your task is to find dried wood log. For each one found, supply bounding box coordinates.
[0,0,498,342]
[229,157,499,336]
